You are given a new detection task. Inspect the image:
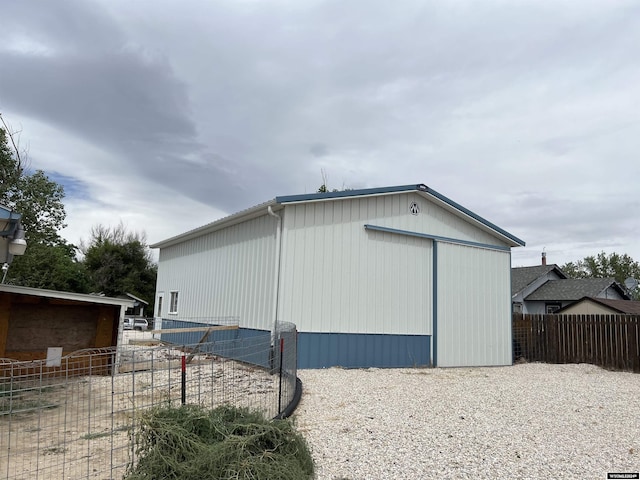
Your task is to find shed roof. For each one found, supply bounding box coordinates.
[0,284,135,308]
[524,278,629,301]
[511,264,566,295]
[557,297,640,314]
[151,184,525,249]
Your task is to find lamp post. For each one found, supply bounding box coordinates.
[1,204,28,283]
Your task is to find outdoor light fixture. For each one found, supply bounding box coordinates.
[1,206,27,281]
[8,223,27,256]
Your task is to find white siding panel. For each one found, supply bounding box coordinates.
[156,214,277,330]
[289,193,508,247]
[393,193,507,247]
[436,244,512,367]
[279,200,433,335]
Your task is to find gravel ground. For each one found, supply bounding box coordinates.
[294,363,639,480]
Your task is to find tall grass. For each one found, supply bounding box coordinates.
[125,404,314,480]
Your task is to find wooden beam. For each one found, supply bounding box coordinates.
[186,327,216,364]
[148,325,238,334]
[0,293,11,357]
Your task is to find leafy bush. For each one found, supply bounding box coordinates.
[125,404,314,480]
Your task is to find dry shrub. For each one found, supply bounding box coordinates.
[125,404,314,480]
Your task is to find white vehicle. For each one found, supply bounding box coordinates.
[123,318,149,331]
[133,318,149,331]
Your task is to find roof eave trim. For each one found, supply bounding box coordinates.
[423,186,526,247]
[151,199,279,249]
[277,183,525,247]
[276,184,425,204]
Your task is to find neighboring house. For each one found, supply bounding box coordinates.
[120,292,149,317]
[512,257,630,314]
[511,263,567,314]
[524,278,629,314]
[151,183,525,369]
[556,296,640,315]
[0,284,133,365]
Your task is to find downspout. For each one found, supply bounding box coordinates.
[432,240,438,367]
[267,206,282,344]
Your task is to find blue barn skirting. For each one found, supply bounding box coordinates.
[157,322,431,369]
[159,320,272,368]
[297,332,431,369]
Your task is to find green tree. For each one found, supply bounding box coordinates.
[1,120,84,289]
[82,223,157,311]
[7,242,89,292]
[561,251,640,300]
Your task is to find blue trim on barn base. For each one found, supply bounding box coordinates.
[297,332,431,369]
[159,320,272,368]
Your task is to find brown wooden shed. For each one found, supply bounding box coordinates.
[0,284,133,375]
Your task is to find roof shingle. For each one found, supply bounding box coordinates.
[525,278,625,301]
[511,265,566,295]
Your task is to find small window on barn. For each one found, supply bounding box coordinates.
[546,303,561,314]
[169,291,179,314]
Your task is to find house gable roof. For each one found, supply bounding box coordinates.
[152,184,525,249]
[557,297,640,314]
[120,292,149,305]
[525,278,629,301]
[511,264,567,295]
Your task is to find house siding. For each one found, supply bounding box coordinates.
[278,197,433,335]
[155,214,277,331]
[512,270,565,314]
[602,286,626,300]
[559,301,618,315]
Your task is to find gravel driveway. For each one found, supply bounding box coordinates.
[294,363,639,480]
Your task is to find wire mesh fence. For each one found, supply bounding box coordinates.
[0,321,299,480]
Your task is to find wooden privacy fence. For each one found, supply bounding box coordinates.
[512,313,640,373]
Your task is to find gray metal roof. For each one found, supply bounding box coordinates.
[0,284,135,307]
[511,265,566,295]
[152,184,526,249]
[150,199,279,249]
[525,278,628,301]
[277,184,525,247]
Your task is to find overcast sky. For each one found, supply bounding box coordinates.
[1,0,638,267]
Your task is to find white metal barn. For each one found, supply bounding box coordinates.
[151,184,525,368]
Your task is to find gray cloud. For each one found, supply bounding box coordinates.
[1,0,639,265]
